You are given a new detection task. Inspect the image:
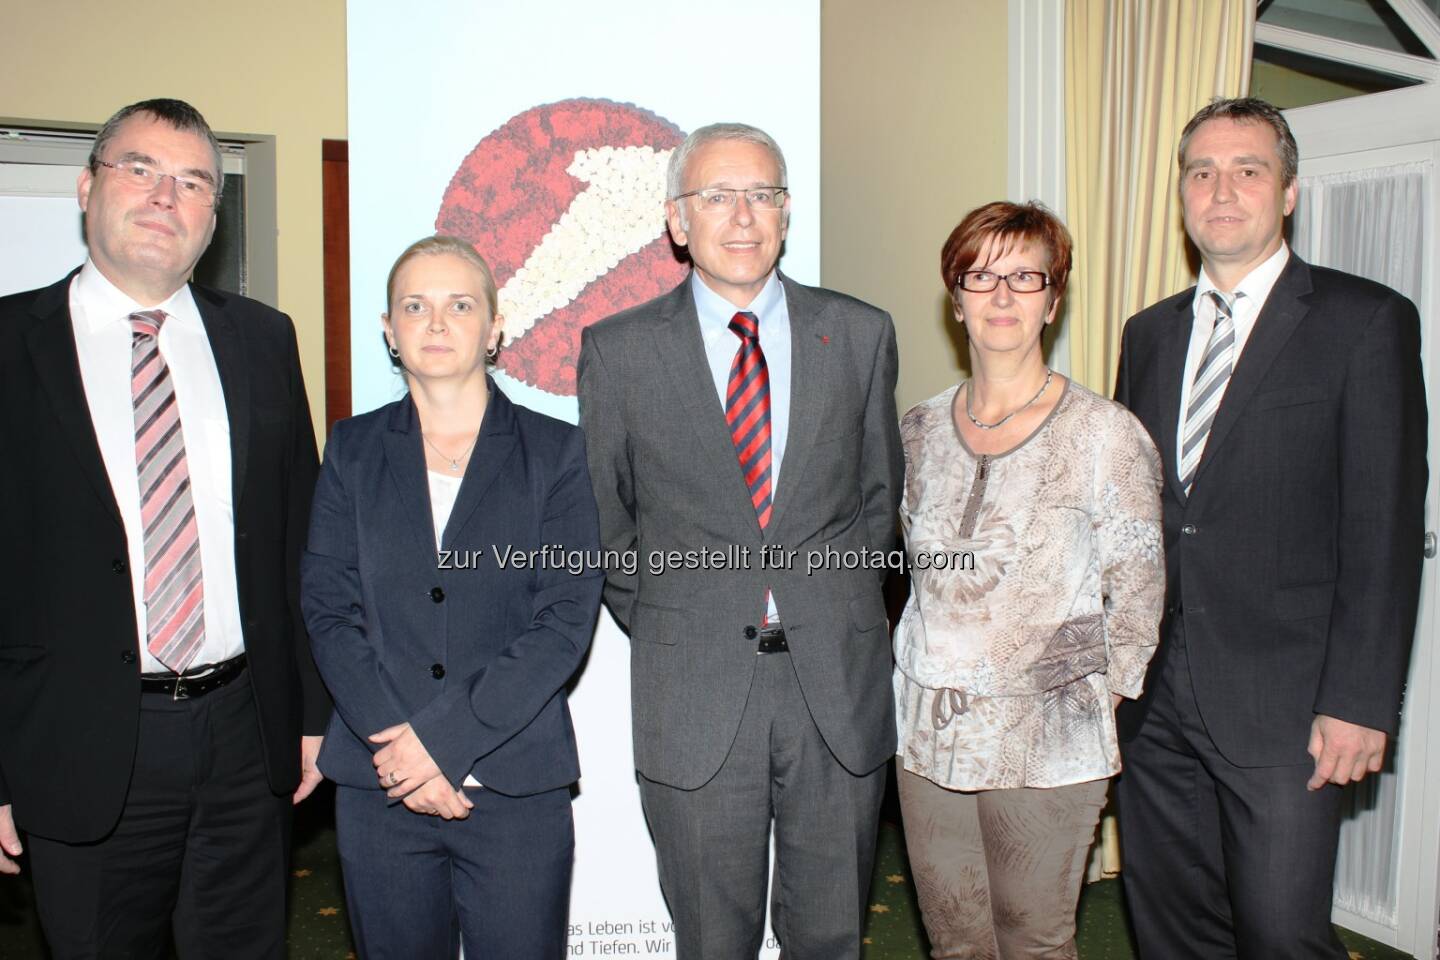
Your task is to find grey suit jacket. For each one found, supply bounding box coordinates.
[578,273,903,788]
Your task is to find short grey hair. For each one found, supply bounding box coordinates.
[1178,97,1299,188]
[666,122,788,199]
[89,98,226,209]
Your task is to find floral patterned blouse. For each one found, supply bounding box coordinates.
[893,379,1164,790]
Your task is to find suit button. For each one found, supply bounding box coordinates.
[744,625,758,640]
[430,586,445,603]
[237,530,249,541]
[431,663,445,679]
[120,650,136,664]
[112,559,127,574]
[1182,524,1197,535]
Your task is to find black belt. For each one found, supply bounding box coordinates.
[140,653,247,699]
[756,625,788,654]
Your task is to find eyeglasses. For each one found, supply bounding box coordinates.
[954,270,1051,295]
[673,186,789,213]
[95,160,219,207]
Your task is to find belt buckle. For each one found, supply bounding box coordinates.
[172,676,189,701]
[756,627,787,655]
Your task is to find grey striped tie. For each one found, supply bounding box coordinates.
[1179,291,1239,496]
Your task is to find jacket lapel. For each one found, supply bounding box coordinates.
[193,286,252,504]
[1189,256,1312,490]
[380,397,442,560]
[654,282,757,527]
[25,271,123,526]
[767,274,832,537]
[1156,292,1193,504]
[441,380,518,548]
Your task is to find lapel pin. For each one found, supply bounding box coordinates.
[820,335,830,345]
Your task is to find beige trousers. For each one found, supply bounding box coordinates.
[897,764,1109,960]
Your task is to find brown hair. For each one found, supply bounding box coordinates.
[940,201,1073,300]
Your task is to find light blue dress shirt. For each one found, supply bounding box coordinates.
[691,270,790,621]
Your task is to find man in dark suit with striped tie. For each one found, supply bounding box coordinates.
[0,99,329,958]
[1114,97,1427,959]
[578,122,903,959]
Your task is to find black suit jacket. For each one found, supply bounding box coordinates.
[0,270,330,841]
[1114,254,1427,766]
[301,384,603,796]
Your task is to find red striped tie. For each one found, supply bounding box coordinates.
[725,311,772,530]
[131,310,205,673]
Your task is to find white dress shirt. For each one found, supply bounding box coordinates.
[693,270,791,622]
[69,260,244,673]
[427,468,483,788]
[1175,244,1291,461]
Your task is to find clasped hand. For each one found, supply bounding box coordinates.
[370,722,472,819]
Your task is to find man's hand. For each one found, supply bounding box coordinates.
[401,775,473,820]
[292,735,325,805]
[1307,714,1387,791]
[0,805,22,876]
[369,723,442,798]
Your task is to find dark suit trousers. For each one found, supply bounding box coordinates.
[26,671,291,959]
[335,782,573,959]
[639,650,886,960]
[1116,618,1346,960]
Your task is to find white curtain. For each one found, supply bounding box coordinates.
[1290,159,1432,927]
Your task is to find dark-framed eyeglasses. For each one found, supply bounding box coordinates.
[673,186,789,212]
[94,159,219,207]
[954,270,1050,295]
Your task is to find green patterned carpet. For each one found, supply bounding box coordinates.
[0,785,1415,959]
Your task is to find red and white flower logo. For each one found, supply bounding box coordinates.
[436,99,690,396]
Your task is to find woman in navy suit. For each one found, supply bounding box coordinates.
[302,235,603,958]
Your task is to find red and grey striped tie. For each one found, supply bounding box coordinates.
[725,311,773,530]
[130,310,205,673]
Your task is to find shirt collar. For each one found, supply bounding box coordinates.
[1194,243,1291,316]
[691,269,784,338]
[74,258,200,333]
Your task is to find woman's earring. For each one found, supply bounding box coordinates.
[486,345,499,361]
[388,344,399,358]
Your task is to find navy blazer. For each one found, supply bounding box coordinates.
[301,381,603,796]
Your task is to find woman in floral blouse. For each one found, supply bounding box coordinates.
[893,201,1164,959]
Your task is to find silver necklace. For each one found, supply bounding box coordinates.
[422,432,478,472]
[965,369,1053,431]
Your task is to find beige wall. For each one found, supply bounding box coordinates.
[1,0,347,436]
[822,0,1010,414]
[7,2,1005,426]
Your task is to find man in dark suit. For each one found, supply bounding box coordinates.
[1114,96,1427,959]
[578,123,903,958]
[0,99,329,958]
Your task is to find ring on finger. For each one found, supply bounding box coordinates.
[387,771,399,787]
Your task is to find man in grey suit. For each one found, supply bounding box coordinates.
[578,123,903,959]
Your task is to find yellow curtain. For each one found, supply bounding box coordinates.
[1065,0,1253,880]
[1065,0,1254,394]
